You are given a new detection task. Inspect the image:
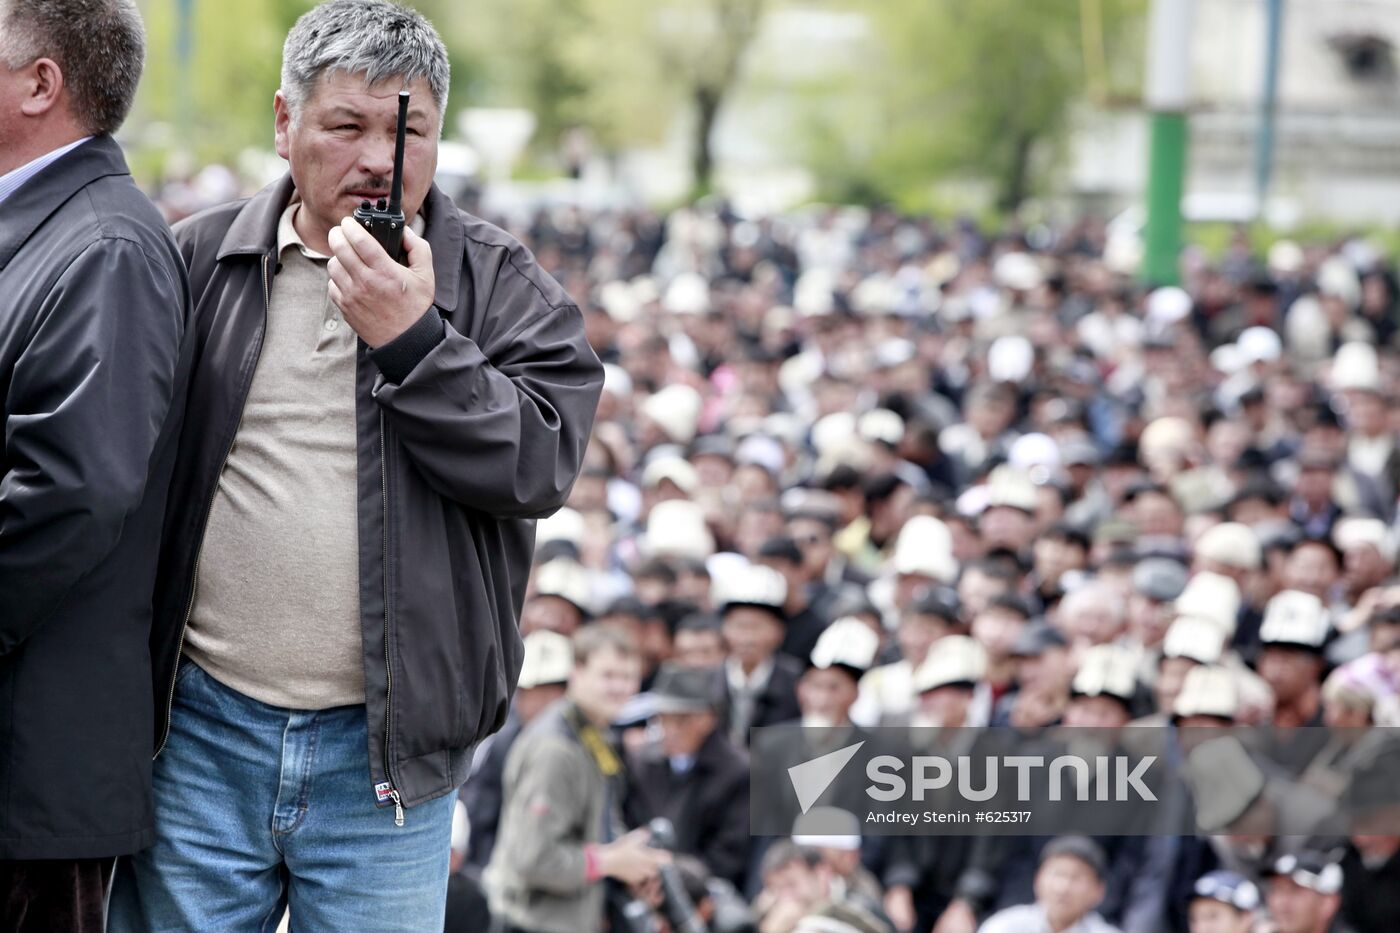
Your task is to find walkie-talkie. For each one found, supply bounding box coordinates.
[353,90,409,263]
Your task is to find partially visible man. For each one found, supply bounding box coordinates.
[1187,871,1258,933]
[1263,852,1351,933]
[0,1,191,930]
[108,1,602,928]
[978,837,1122,933]
[485,626,668,933]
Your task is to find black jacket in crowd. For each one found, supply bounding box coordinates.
[627,728,752,886]
[0,137,192,859]
[149,176,603,811]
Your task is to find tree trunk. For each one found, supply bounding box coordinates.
[692,86,721,197]
[999,130,1036,214]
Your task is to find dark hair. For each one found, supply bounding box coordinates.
[2,0,144,136]
[760,840,821,879]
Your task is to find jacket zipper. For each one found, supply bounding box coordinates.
[381,408,404,827]
[156,252,274,757]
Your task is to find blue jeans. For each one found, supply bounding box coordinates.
[108,659,456,932]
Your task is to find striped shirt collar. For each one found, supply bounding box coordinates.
[0,136,93,207]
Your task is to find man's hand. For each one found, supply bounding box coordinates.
[884,883,916,931]
[933,898,977,933]
[596,828,669,886]
[326,219,436,349]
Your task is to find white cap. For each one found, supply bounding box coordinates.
[518,630,574,689]
[988,335,1034,383]
[891,516,958,583]
[851,274,897,315]
[532,559,592,615]
[736,434,786,476]
[794,269,837,317]
[641,455,699,494]
[985,465,1038,513]
[536,507,586,550]
[1009,433,1062,473]
[1260,590,1330,651]
[1195,522,1262,571]
[1318,256,1361,308]
[663,272,711,315]
[1174,572,1242,637]
[1237,326,1283,365]
[872,338,916,369]
[810,618,881,675]
[1174,665,1239,720]
[812,412,859,456]
[993,252,1043,291]
[713,561,787,615]
[1335,516,1394,562]
[1140,417,1194,457]
[913,635,986,692]
[791,806,862,849]
[1162,616,1227,665]
[643,500,715,561]
[1268,240,1304,275]
[1146,286,1193,327]
[858,409,905,447]
[597,280,641,323]
[601,363,634,398]
[1332,341,1381,392]
[641,385,704,445]
[1071,644,1138,702]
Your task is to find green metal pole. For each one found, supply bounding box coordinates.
[1144,112,1187,286]
[1142,0,1193,287]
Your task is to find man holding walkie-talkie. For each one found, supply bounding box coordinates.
[107,1,604,929]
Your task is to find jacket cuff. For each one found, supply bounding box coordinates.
[369,306,445,383]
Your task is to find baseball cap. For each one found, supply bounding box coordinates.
[1265,852,1343,896]
[1192,871,1260,911]
[1040,836,1107,881]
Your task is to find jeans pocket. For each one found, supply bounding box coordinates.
[175,655,200,686]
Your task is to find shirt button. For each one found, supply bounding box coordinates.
[324,319,338,332]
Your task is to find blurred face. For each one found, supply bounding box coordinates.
[673,627,727,668]
[1060,600,1123,647]
[569,647,642,724]
[1266,878,1338,933]
[764,860,824,907]
[898,613,952,667]
[1343,543,1389,593]
[721,606,784,670]
[1034,855,1104,929]
[274,72,439,253]
[1188,899,1251,933]
[658,710,716,758]
[516,683,566,724]
[1134,491,1184,538]
[981,506,1035,550]
[1017,646,1071,695]
[1063,695,1130,728]
[1035,537,1086,587]
[1258,646,1322,705]
[1155,656,1197,714]
[789,517,835,581]
[972,607,1026,661]
[797,667,859,725]
[1284,543,1340,599]
[918,684,972,727]
[521,596,584,637]
[958,569,1009,618]
[1128,594,1173,647]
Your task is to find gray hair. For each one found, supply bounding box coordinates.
[0,0,145,136]
[281,0,449,128]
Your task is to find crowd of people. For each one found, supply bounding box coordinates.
[391,193,1400,933]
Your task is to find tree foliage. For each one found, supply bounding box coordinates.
[806,0,1145,211]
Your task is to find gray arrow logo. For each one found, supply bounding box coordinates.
[788,741,865,814]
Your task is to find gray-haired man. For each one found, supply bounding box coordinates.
[0,1,191,930]
[107,1,603,928]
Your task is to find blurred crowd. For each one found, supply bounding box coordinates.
[158,178,1400,933]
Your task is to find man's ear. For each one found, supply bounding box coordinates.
[18,58,63,118]
[273,90,292,160]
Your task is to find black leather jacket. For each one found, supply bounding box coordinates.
[151,176,602,811]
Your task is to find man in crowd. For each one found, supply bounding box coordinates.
[486,626,668,933]
[979,837,1123,933]
[110,1,603,927]
[0,1,191,929]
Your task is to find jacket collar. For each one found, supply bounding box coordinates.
[217,174,464,312]
[0,135,130,271]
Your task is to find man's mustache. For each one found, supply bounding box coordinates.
[342,176,392,196]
